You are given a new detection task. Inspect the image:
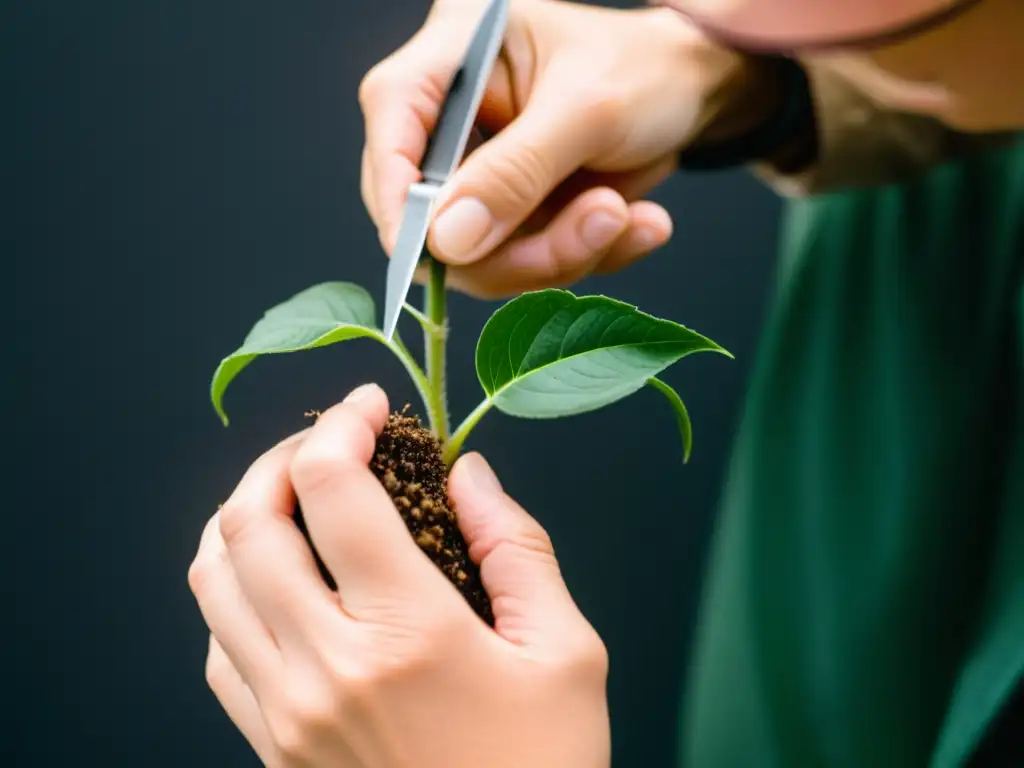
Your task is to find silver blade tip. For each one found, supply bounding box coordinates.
[381,297,400,342]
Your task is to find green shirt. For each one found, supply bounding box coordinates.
[681,135,1024,767]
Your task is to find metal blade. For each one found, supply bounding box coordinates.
[381,182,438,341]
[379,0,508,341]
[419,0,509,185]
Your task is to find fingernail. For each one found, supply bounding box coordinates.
[431,198,493,263]
[634,226,661,248]
[464,453,503,493]
[344,383,380,405]
[579,211,623,251]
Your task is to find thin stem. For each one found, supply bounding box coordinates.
[388,332,434,422]
[443,397,494,466]
[424,258,449,441]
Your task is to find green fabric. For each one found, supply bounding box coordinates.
[680,135,1024,768]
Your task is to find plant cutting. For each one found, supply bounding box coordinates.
[210,257,730,626]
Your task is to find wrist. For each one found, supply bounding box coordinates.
[698,54,788,145]
[645,8,817,173]
[681,51,819,173]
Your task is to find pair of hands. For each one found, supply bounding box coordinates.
[192,1,771,764]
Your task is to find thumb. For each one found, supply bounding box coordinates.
[427,85,607,266]
[448,452,583,646]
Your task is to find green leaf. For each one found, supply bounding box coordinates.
[474,289,730,421]
[647,376,693,464]
[210,282,389,426]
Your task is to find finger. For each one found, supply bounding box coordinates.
[189,512,281,693]
[364,98,424,254]
[359,50,434,254]
[423,153,676,298]
[292,385,457,618]
[360,36,514,255]
[593,156,677,204]
[426,79,612,266]
[218,431,341,650]
[448,453,582,646]
[536,156,677,217]
[360,144,378,228]
[206,635,279,766]
[442,187,630,299]
[593,200,674,275]
[361,146,394,257]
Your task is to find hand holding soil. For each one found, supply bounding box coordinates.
[189,384,612,768]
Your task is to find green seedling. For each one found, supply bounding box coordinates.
[210,260,731,623]
[211,260,730,463]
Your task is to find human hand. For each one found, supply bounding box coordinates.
[188,384,611,767]
[359,0,760,298]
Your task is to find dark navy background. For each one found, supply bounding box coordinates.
[9,0,781,764]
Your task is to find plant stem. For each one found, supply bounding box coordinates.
[389,332,433,418]
[443,397,494,466]
[424,257,449,441]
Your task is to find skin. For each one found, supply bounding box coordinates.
[190,385,610,767]
[358,0,747,298]
[677,0,1024,131]
[192,1,1023,763]
[356,0,1024,300]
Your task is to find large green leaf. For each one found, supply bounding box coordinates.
[474,289,729,441]
[210,281,389,425]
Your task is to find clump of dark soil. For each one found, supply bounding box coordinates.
[293,407,493,626]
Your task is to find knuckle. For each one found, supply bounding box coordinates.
[519,520,556,556]
[290,410,375,495]
[217,500,256,550]
[578,88,628,128]
[187,549,223,601]
[290,432,375,496]
[537,627,609,687]
[204,646,232,693]
[187,515,222,597]
[331,664,378,716]
[358,60,397,112]
[289,446,341,496]
[570,628,611,680]
[482,522,558,576]
[507,518,557,560]
[488,142,552,210]
[341,659,412,707]
[267,679,339,760]
[186,557,209,598]
[370,632,443,681]
[341,620,455,691]
[317,651,387,722]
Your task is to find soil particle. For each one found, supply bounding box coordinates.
[294,407,493,626]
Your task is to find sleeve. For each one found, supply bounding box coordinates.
[753,61,1008,196]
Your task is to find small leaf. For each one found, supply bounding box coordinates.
[647,376,693,464]
[210,282,387,426]
[475,289,730,421]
